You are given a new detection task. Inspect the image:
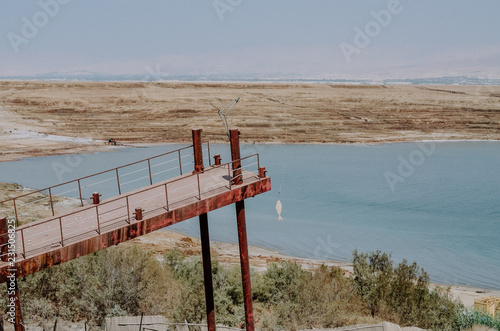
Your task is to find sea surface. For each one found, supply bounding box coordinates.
[0,142,499,289]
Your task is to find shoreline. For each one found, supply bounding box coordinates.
[2,129,500,163]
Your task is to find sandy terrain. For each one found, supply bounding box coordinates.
[1,81,499,161]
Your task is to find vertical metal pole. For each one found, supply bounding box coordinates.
[48,188,55,216]
[207,141,212,166]
[199,213,216,331]
[164,184,169,211]
[13,198,18,226]
[193,129,215,330]
[230,129,242,185]
[178,150,183,175]
[230,128,254,330]
[192,129,204,173]
[147,159,153,185]
[236,200,254,331]
[116,169,122,195]
[139,312,144,331]
[59,217,64,246]
[96,207,101,234]
[126,196,131,224]
[20,229,26,258]
[78,179,84,207]
[197,173,201,200]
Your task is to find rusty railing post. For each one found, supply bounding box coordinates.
[192,129,215,330]
[147,159,153,185]
[126,196,131,224]
[178,150,183,175]
[207,141,212,166]
[59,217,64,247]
[116,169,121,195]
[12,198,18,226]
[20,229,26,258]
[134,208,143,221]
[230,129,242,185]
[91,192,101,205]
[259,167,267,179]
[95,207,101,234]
[78,179,84,207]
[48,188,55,216]
[230,128,254,330]
[214,154,221,166]
[197,173,202,200]
[164,183,169,211]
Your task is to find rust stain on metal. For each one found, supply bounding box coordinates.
[236,200,255,330]
[91,192,101,204]
[214,154,222,166]
[192,128,205,173]
[230,129,242,185]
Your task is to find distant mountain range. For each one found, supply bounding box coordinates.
[1,71,499,85]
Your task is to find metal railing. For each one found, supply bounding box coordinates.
[0,143,212,225]
[0,153,260,261]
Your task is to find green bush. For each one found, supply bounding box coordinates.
[453,309,500,330]
[352,250,463,330]
[0,246,472,330]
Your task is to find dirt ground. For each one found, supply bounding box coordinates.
[0,81,499,161]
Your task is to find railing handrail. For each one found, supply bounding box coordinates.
[0,144,195,205]
[0,152,261,261]
[12,153,259,232]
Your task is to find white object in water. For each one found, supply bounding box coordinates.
[276,200,283,221]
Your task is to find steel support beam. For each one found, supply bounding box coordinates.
[199,213,216,330]
[193,128,216,330]
[230,129,242,185]
[230,129,255,330]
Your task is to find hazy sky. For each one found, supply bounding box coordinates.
[1,0,499,79]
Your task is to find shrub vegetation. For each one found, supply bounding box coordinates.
[0,246,474,330]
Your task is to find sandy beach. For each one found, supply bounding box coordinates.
[1,81,499,309]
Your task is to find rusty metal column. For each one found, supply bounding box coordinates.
[192,128,205,174]
[230,129,255,330]
[192,129,216,331]
[0,217,25,331]
[230,129,242,185]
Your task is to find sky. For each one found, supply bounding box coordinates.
[1,0,499,79]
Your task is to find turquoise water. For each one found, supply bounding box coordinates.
[0,142,499,289]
